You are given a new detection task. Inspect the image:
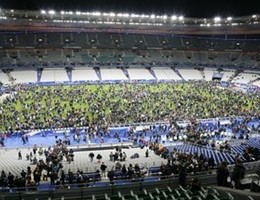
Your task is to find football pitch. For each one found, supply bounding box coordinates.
[0,82,259,131]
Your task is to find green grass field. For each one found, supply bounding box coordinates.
[0,82,259,131]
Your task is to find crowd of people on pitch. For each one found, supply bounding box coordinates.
[0,81,259,132]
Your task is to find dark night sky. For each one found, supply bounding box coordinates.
[1,0,259,18]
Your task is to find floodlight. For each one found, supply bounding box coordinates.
[41,10,46,14]
[171,15,177,20]
[109,12,116,17]
[68,11,73,15]
[48,10,55,15]
[131,14,139,18]
[163,15,167,20]
[150,14,155,19]
[123,13,129,17]
[214,16,221,22]
[178,16,184,21]
[60,11,65,15]
[76,11,81,15]
[92,12,101,16]
[252,15,257,18]
[227,17,232,21]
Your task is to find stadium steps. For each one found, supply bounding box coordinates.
[227,70,240,82]
[122,68,130,80]
[94,67,102,80]
[248,77,260,85]
[200,69,206,80]
[148,68,157,80]
[171,67,184,80]
[5,71,15,83]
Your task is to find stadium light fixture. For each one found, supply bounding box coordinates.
[163,15,167,20]
[131,14,139,18]
[92,12,101,16]
[252,15,257,18]
[48,10,55,15]
[141,14,149,18]
[150,14,155,19]
[109,12,116,17]
[214,16,221,22]
[178,16,184,21]
[76,11,81,15]
[60,11,65,15]
[171,15,177,20]
[41,10,46,14]
[227,17,232,21]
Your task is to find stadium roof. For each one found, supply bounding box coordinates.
[0,8,259,35]
[1,0,260,18]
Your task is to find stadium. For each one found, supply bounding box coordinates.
[0,3,260,200]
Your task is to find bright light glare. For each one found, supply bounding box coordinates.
[60,11,65,15]
[171,15,177,20]
[252,15,257,18]
[76,11,81,15]
[163,15,167,20]
[150,14,155,19]
[178,16,184,21]
[214,16,221,22]
[109,12,116,17]
[227,17,232,21]
[41,10,46,14]
[92,12,101,16]
[131,14,139,18]
[48,10,55,15]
